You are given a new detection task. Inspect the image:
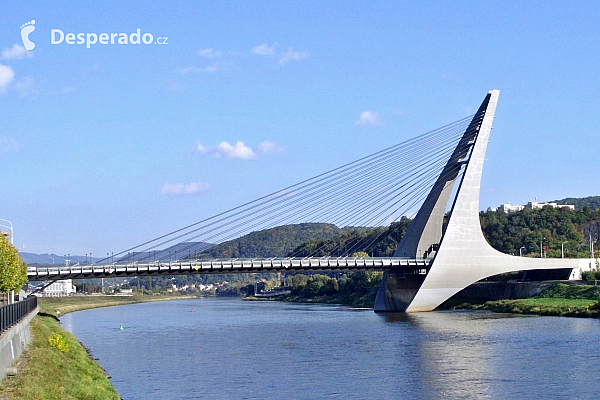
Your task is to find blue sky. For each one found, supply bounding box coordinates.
[1,1,599,255]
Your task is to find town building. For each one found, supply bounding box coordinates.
[499,200,575,213]
[37,279,76,297]
[498,202,525,213]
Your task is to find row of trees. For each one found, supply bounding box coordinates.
[283,270,383,307]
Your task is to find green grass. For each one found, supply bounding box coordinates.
[0,315,120,400]
[0,295,195,399]
[454,283,600,318]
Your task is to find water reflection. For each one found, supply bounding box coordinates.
[379,310,600,399]
[61,300,600,400]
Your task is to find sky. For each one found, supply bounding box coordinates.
[1,1,599,256]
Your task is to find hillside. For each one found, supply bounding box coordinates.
[290,202,600,259]
[19,253,102,265]
[196,223,344,259]
[480,206,600,258]
[118,242,214,262]
[555,196,600,211]
[290,219,412,257]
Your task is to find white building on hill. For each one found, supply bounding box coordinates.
[499,200,575,213]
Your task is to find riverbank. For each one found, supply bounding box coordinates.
[447,283,600,317]
[249,281,600,318]
[0,294,195,399]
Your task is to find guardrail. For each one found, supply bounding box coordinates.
[0,297,38,335]
[27,257,431,281]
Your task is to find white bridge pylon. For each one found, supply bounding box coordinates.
[375,90,592,313]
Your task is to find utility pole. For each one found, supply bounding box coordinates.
[0,219,13,245]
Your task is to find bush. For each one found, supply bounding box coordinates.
[48,333,69,353]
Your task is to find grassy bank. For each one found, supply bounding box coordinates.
[452,283,600,318]
[38,294,194,316]
[0,295,194,399]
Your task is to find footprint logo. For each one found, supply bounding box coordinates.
[20,20,36,51]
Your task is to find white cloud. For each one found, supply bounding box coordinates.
[251,43,276,56]
[278,48,310,64]
[195,140,282,159]
[215,141,256,159]
[161,181,211,196]
[195,142,209,154]
[0,64,15,94]
[355,111,383,126]
[1,44,33,60]
[198,48,223,58]
[177,64,220,74]
[0,136,20,153]
[256,141,283,154]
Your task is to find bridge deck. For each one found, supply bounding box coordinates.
[27,257,430,281]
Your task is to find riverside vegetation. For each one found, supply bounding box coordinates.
[452,283,600,318]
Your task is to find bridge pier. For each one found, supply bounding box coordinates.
[374,270,426,312]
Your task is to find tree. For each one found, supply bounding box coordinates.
[0,236,28,300]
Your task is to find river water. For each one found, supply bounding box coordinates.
[61,298,600,399]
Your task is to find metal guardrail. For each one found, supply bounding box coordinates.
[27,257,431,281]
[0,297,38,335]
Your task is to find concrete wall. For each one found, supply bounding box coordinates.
[451,281,556,302]
[0,307,38,383]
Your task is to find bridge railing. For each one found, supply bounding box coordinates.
[0,297,38,335]
[27,257,431,281]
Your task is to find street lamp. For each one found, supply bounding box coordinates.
[519,246,526,257]
[0,219,13,245]
[540,238,545,258]
[562,242,567,259]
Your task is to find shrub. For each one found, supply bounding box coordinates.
[48,333,69,353]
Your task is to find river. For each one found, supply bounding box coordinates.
[61,298,600,399]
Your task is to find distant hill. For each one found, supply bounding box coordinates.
[197,223,344,259]
[19,253,101,265]
[555,196,600,211]
[118,242,214,262]
[290,219,412,257]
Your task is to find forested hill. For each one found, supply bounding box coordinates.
[289,219,412,257]
[291,205,600,259]
[555,196,600,211]
[196,223,344,259]
[480,206,600,258]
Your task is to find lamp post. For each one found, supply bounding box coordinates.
[540,238,544,258]
[519,246,525,257]
[562,242,567,259]
[0,219,13,245]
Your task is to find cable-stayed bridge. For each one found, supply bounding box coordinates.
[28,90,594,312]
